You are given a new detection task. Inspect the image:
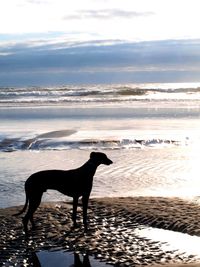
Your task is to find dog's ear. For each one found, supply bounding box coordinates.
[90,152,96,158]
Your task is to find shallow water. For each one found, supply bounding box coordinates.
[0,104,200,208]
[1,145,200,208]
[137,227,200,257]
[37,251,112,267]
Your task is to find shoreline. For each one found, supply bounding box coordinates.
[1,196,200,266]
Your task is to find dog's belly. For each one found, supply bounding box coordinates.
[42,180,82,197]
[56,187,81,197]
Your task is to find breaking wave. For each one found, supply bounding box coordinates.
[0,129,186,152]
[1,83,200,106]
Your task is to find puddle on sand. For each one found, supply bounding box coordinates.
[136,226,200,258]
[37,250,113,267]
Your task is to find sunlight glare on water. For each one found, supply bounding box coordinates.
[180,141,200,197]
[137,227,200,258]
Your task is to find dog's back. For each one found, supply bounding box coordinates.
[25,157,98,195]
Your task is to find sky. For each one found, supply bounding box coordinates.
[0,0,200,86]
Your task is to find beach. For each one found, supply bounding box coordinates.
[1,197,200,266]
[1,148,200,266]
[1,83,200,266]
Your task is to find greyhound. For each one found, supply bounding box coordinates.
[14,152,112,233]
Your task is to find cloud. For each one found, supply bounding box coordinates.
[1,0,200,42]
[64,9,154,20]
[25,0,51,5]
[0,52,13,56]
[0,38,200,85]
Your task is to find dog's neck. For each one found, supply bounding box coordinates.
[87,159,100,168]
[79,159,99,179]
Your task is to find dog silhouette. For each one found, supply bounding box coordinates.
[15,152,112,233]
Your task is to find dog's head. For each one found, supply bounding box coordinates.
[90,152,113,166]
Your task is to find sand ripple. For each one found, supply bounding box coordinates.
[0,197,200,266]
[95,197,200,236]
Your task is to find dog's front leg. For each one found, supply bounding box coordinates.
[82,195,89,230]
[72,196,78,228]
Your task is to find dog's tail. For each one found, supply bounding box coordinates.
[13,191,28,216]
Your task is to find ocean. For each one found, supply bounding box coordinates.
[1,82,200,208]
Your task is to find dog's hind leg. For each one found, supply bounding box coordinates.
[23,192,43,233]
[72,196,78,228]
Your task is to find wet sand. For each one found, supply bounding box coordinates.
[1,197,200,266]
[95,197,200,236]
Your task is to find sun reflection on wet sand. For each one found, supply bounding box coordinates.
[137,226,200,259]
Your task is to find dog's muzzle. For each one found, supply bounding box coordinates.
[106,159,113,165]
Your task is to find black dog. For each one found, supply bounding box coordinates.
[15,152,112,233]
